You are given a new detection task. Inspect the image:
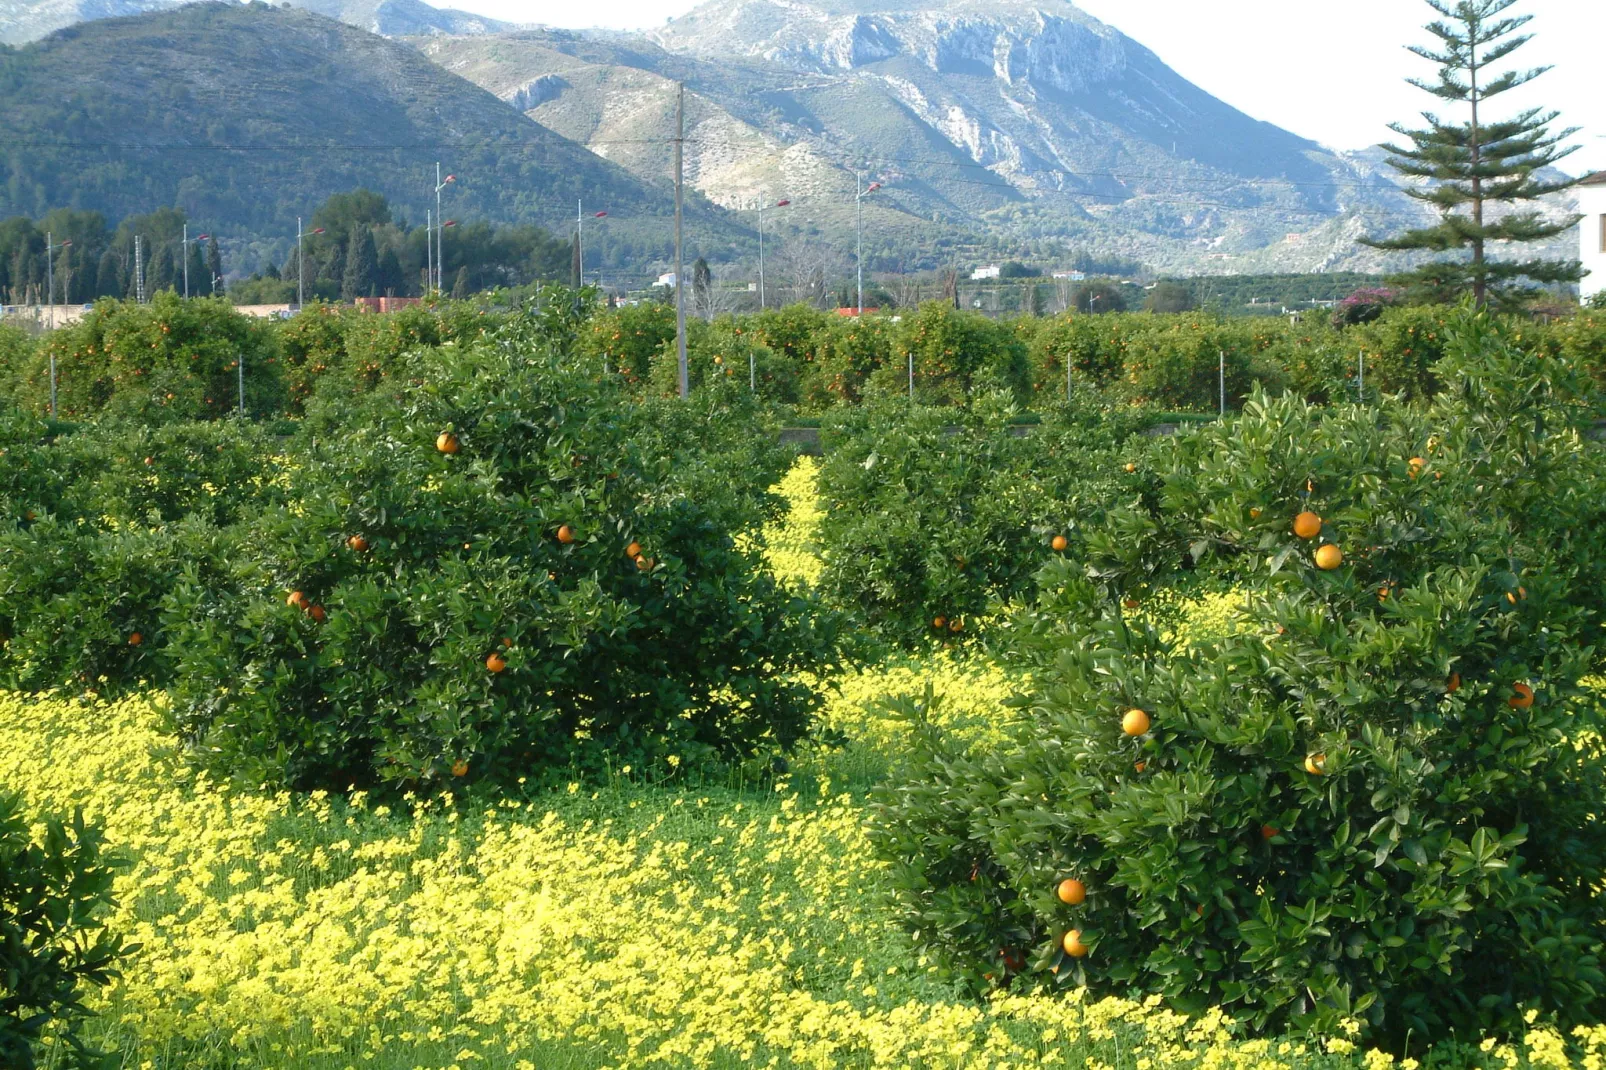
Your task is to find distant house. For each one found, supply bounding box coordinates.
[969,265,1001,280]
[655,272,677,288]
[1581,173,1606,303]
[1051,270,1087,281]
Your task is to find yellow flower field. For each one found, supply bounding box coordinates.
[3,458,1601,1069]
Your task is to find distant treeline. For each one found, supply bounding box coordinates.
[0,190,573,307]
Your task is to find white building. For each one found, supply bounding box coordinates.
[1581,173,1606,303]
[1051,270,1087,281]
[655,272,677,288]
[969,265,1001,280]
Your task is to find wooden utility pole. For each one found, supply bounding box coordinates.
[674,83,688,399]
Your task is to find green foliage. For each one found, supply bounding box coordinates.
[162,314,844,792]
[871,309,1606,1044]
[814,389,1151,645]
[578,300,678,388]
[0,323,35,391]
[647,317,799,404]
[0,790,131,1070]
[14,294,283,421]
[889,302,1030,405]
[805,315,895,407]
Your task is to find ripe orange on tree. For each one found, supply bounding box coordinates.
[1051,535,1068,552]
[1124,462,1137,473]
[932,616,946,630]
[635,555,654,571]
[451,759,469,777]
[308,605,327,623]
[286,590,308,610]
[557,525,576,544]
[1293,512,1322,539]
[1408,456,1426,478]
[1261,824,1278,840]
[1314,544,1343,570]
[1509,682,1535,709]
[1122,598,1140,610]
[486,652,507,674]
[128,632,143,646]
[1122,708,1150,736]
[948,618,964,632]
[1056,878,1087,905]
[1305,753,1326,775]
[1249,507,1262,519]
[626,541,642,558]
[436,432,460,455]
[1062,929,1089,958]
[1447,672,1461,694]
[347,535,369,552]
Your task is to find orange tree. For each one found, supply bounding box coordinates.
[161,312,843,792]
[814,387,1153,646]
[0,418,281,694]
[870,310,1606,1044]
[14,293,284,420]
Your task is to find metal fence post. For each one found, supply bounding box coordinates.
[49,353,57,419]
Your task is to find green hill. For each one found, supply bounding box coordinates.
[0,2,731,276]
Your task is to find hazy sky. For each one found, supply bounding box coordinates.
[447,0,1606,175]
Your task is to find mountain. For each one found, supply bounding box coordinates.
[420,0,1448,275]
[0,0,512,45]
[0,3,730,274]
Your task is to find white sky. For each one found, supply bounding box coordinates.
[447,0,1606,175]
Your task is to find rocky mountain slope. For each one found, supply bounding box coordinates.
[0,3,723,263]
[420,0,1453,274]
[0,0,511,45]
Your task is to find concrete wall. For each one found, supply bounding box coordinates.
[1582,181,1606,303]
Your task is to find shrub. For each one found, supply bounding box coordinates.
[0,323,34,400]
[1115,315,1278,411]
[0,518,237,695]
[14,294,284,421]
[578,300,677,390]
[886,303,1030,405]
[870,310,1606,1044]
[163,313,843,792]
[804,315,896,408]
[1024,314,1126,397]
[814,389,1150,645]
[0,790,132,1070]
[648,317,799,404]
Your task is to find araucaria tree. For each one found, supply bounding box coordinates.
[1362,0,1580,308]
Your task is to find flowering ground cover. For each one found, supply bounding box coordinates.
[3,458,1602,1068]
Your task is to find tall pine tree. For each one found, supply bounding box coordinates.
[1362,0,1579,308]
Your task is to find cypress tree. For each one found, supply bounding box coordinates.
[342,223,379,300]
[692,256,712,318]
[1361,0,1580,308]
[205,235,224,296]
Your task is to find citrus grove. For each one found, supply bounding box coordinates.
[4,299,1606,1067]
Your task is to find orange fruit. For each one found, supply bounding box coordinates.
[1062,929,1089,958]
[502,637,513,648]
[1293,512,1322,539]
[1446,672,1461,694]
[1509,683,1534,709]
[436,432,460,454]
[1314,544,1343,570]
[308,605,327,623]
[1051,535,1068,552]
[557,525,576,544]
[626,541,642,558]
[1261,824,1278,840]
[1121,709,1150,736]
[948,618,963,632]
[1124,462,1136,473]
[143,456,154,466]
[1122,598,1140,611]
[451,759,469,777]
[347,535,369,552]
[1249,507,1262,519]
[1305,753,1326,775]
[1134,761,1146,773]
[933,616,946,630]
[1408,456,1425,477]
[636,555,654,571]
[1056,878,1087,905]
[128,632,143,646]
[486,652,507,673]
[286,590,308,610]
